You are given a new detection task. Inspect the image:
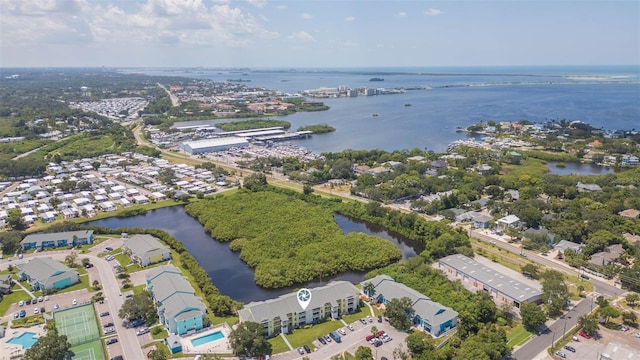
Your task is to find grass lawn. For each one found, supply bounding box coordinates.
[507,325,534,347]
[151,327,169,340]
[342,307,370,324]
[268,334,290,354]
[284,319,344,348]
[212,315,239,328]
[0,290,29,316]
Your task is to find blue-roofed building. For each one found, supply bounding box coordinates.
[21,230,94,251]
[360,275,458,337]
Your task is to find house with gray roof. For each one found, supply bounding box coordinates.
[554,240,584,254]
[360,275,457,337]
[17,257,79,291]
[145,265,206,336]
[238,281,359,337]
[123,234,171,267]
[21,230,94,251]
[437,254,541,309]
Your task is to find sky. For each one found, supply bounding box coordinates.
[1,0,639,68]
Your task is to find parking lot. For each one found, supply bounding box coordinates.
[552,326,640,359]
[271,316,409,360]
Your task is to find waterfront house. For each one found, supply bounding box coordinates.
[238,281,359,337]
[21,230,94,250]
[123,234,171,267]
[17,257,79,291]
[361,275,457,337]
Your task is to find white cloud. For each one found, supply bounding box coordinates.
[300,13,313,20]
[344,16,355,22]
[424,8,442,16]
[245,0,267,8]
[288,31,315,43]
[0,0,279,49]
[395,11,407,18]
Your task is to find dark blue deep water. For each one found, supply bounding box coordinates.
[135,65,640,153]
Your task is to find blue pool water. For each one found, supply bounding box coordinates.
[191,331,224,347]
[7,332,38,349]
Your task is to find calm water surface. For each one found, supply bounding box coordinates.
[87,206,421,303]
[546,161,616,175]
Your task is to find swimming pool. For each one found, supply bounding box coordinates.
[7,332,38,349]
[191,331,224,347]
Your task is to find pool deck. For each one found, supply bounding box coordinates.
[0,322,46,360]
[180,323,232,355]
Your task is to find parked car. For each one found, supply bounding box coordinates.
[635,332,640,338]
[26,299,32,305]
[54,303,59,310]
[347,324,354,331]
[103,322,114,327]
[104,327,115,335]
[136,327,150,335]
[100,311,110,317]
[297,347,305,355]
[38,296,43,302]
[359,318,367,325]
[44,295,49,301]
[564,345,576,353]
[19,310,26,318]
[620,325,629,331]
[72,299,78,306]
[367,315,373,323]
[580,274,590,280]
[106,338,118,345]
[40,307,45,313]
[338,328,346,335]
[579,331,591,339]
[34,308,39,314]
[110,356,123,360]
[554,351,566,358]
[317,336,326,345]
[105,247,113,251]
[18,300,24,307]
[377,315,383,323]
[13,312,19,319]
[303,345,311,353]
[324,335,331,342]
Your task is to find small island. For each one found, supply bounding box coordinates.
[297,123,336,134]
[369,77,384,81]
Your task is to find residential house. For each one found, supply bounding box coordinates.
[618,209,640,219]
[496,215,521,231]
[21,230,94,250]
[554,240,584,254]
[477,164,493,176]
[238,281,359,337]
[577,182,602,192]
[438,254,542,309]
[361,275,457,337]
[589,244,625,267]
[123,234,171,267]
[17,257,79,291]
[472,213,494,229]
[0,274,12,295]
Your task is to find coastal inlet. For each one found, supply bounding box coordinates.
[87,206,423,303]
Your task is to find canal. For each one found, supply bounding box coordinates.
[87,206,422,303]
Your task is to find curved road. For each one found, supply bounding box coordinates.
[4,247,145,360]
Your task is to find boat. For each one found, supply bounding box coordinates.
[372,113,379,117]
[369,77,384,82]
[404,103,412,107]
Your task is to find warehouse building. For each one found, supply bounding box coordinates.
[437,254,542,309]
[180,137,248,155]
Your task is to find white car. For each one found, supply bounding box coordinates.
[18,300,24,307]
[72,299,77,306]
[338,328,346,335]
[54,303,59,310]
[34,307,39,314]
[44,295,49,301]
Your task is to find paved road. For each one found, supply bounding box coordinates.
[513,294,596,360]
[470,230,623,298]
[2,241,145,360]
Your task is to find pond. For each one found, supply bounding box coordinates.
[87,206,422,303]
[547,161,616,175]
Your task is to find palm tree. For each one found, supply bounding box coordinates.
[370,326,379,338]
[363,282,375,299]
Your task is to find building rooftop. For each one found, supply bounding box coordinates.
[439,254,541,302]
[123,234,168,257]
[182,137,249,150]
[600,342,640,360]
[238,281,358,324]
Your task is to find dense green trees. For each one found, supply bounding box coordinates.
[520,302,547,331]
[186,190,402,288]
[229,322,272,356]
[578,315,599,336]
[385,297,414,330]
[540,270,569,318]
[118,291,158,325]
[216,119,291,131]
[354,346,373,360]
[23,334,74,360]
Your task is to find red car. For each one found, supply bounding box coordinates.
[579,331,591,339]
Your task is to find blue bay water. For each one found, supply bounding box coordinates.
[136,65,640,153]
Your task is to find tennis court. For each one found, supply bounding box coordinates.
[70,340,105,360]
[54,303,100,347]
